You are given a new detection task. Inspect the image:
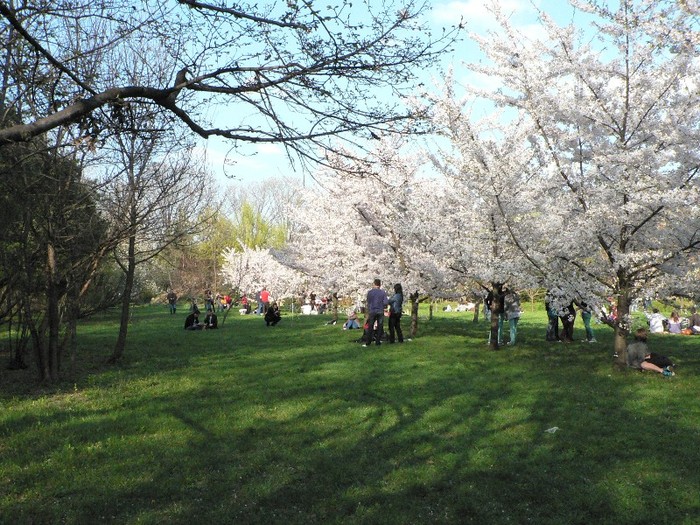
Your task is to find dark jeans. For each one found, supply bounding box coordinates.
[560,313,575,342]
[366,311,384,345]
[389,313,403,343]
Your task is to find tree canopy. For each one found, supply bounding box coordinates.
[0,0,460,167]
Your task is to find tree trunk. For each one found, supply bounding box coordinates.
[488,282,504,351]
[472,298,481,323]
[65,280,80,375]
[46,242,60,381]
[110,234,136,363]
[613,292,631,370]
[410,290,420,338]
[331,292,338,323]
[28,312,50,382]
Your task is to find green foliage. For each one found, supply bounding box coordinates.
[0,121,111,376]
[1,307,699,524]
[231,201,287,251]
[195,210,238,265]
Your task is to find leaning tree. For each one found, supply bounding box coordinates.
[0,0,461,162]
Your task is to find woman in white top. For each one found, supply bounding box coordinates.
[645,308,666,333]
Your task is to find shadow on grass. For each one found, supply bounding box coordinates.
[2,309,700,524]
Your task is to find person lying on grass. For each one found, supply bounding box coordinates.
[626,328,675,376]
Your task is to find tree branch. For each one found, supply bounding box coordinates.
[0,2,97,95]
[177,0,307,29]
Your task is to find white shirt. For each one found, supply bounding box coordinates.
[646,312,665,333]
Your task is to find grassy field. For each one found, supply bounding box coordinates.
[1,304,699,524]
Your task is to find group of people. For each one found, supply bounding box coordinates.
[342,279,405,346]
[167,286,282,328]
[341,279,405,346]
[172,282,685,381]
[184,309,218,330]
[544,293,597,344]
[484,284,523,346]
[645,307,700,335]
[480,287,602,346]
[300,292,333,315]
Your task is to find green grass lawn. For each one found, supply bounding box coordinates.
[1,305,699,524]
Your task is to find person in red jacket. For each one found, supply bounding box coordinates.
[260,287,271,314]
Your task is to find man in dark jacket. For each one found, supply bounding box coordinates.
[204,311,218,329]
[184,311,202,330]
[364,278,388,347]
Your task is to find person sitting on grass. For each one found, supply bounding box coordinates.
[203,310,218,329]
[667,311,682,334]
[690,307,700,334]
[343,309,360,330]
[626,328,675,376]
[184,311,203,330]
[264,302,282,326]
[645,308,666,333]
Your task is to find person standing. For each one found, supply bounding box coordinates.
[204,289,215,312]
[545,291,560,342]
[579,301,597,343]
[504,287,522,345]
[254,289,261,314]
[166,289,178,314]
[364,278,388,347]
[260,287,271,314]
[486,283,505,345]
[388,283,404,343]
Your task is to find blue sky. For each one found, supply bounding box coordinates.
[200,0,578,188]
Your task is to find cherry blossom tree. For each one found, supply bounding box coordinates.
[423,72,554,348]
[219,245,307,308]
[430,0,700,360]
[293,143,419,280]
[278,135,468,335]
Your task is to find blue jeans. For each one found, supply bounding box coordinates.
[489,313,504,343]
[509,317,519,344]
[582,311,595,341]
